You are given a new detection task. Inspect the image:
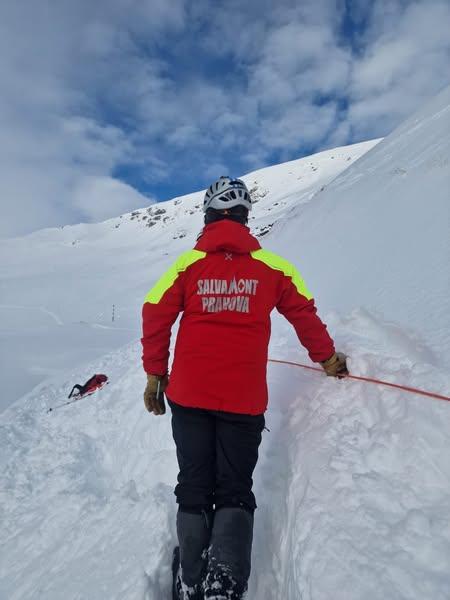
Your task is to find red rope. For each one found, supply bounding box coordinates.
[268,359,450,402]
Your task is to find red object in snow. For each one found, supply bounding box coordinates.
[68,374,108,399]
[84,374,108,394]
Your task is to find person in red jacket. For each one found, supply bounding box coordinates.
[141,176,348,600]
[68,374,108,399]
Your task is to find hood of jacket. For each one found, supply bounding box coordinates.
[194,220,261,254]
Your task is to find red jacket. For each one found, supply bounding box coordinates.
[141,220,334,414]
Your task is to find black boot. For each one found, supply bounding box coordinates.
[172,546,181,600]
[204,507,254,600]
[176,508,213,599]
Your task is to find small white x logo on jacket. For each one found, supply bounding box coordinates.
[225,253,233,261]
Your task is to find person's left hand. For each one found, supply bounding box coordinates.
[143,374,168,415]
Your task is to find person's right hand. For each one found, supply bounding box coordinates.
[320,352,348,378]
[143,374,168,415]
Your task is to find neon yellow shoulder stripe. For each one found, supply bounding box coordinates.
[251,249,313,300]
[144,249,206,304]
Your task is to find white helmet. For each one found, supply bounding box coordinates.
[203,176,252,212]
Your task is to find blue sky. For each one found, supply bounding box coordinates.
[1,0,449,236]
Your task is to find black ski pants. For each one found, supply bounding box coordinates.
[169,400,265,512]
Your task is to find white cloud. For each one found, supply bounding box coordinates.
[0,119,149,237]
[72,176,153,222]
[345,0,450,138]
[0,0,449,237]
[203,163,231,181]
[0,110,137,236]
[260,103,338,151]
[0,0,185,238]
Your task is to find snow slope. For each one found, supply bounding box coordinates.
[1,87,450,600]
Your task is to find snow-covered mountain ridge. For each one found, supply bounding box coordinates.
[1,86,450,600]
[11,139,379,242]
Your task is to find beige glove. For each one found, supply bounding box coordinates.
[321,352,349,378]
[144,374,169,415]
